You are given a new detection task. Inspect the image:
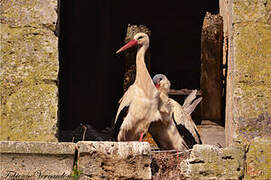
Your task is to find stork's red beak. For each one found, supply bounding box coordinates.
[116,39,138,54]
[155,83,160,88]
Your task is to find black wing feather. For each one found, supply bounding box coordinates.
[194,127,202,144]
[172,113,197,149]
[113,105,129,139]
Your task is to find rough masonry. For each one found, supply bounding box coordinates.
[0,0,59,141]
[220,0,271,145]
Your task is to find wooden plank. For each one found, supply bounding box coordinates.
[200,12,223,124]
[169,89,202,96]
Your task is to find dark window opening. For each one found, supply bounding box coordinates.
[58,0,222,145]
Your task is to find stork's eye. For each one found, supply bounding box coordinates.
[137,36,144,40]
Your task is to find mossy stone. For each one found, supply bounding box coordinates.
[4,84,58,141]
[180,143,246,179]
[0,0,58,141]
[1,0,57,28]
[245,137,271,179]
[232,0,271,24]
[233,22,271,119]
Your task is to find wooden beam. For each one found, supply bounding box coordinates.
[200,12,223,124]
[169,89,202,96]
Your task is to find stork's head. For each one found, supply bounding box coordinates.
[152,74,171,93]
[116,32,149,54]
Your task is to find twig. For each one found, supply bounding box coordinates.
[152,149,178,153]
[82,125,87,141]
[151,149,191,154]
[174,150,192,155]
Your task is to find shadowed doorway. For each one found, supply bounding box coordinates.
[58,0,219,138]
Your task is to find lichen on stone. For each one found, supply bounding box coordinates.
[5,84,58,141]
[245,137,271,179]
[179,143,246,179]
[0,0,59,141]
[233,22,271,119]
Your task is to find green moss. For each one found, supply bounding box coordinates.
[1,0,57,29]
[233,0,271,24]
[0,25,58,101]
[3,84,58,141]
[233,22,271,119]
[72,160,80,180]
[187,144,245,179]
[1,20,58,141]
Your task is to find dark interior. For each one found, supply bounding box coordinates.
[58,1,219,131]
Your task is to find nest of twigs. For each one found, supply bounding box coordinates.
[151,149,191,180]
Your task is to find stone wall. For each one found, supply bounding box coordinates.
[0,141,152,180]
[220,0,271,145]
[179,142,246,179]
[1,140,271,179]
[77,141,152,179]
[0,141,75,180]
[245,137,271,179]
[0,0,59,141]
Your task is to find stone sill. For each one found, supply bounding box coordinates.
[1,138,271,179]
[0,141,76,155]
[0,141,152,180]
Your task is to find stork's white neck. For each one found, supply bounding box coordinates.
[135,45,155,95]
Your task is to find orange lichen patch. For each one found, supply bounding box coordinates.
[143,133,158,148]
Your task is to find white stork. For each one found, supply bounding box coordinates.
[114,33,161,142]
[149,74,202,150]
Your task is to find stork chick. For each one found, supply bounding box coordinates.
[114,33,161,141]
[150,74,202,150]
[149,75,187,151]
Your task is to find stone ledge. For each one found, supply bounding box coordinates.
[0,141,76,180]
[1,139,270,179]
[0,141,76,154]
[77,141,151,158]
[77,141,152,180]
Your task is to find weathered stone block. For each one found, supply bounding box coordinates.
[0,26,58,88]
[245,137,271,179]
[0,141,75,180]
[224,0,271,145]
[179,143,246,179]
[77,141,152,179]
[1,0,58,28]
[4,84,58,141]
[238,113,271,141]
[230,22,271,143]
[232,0,271,24]
[233,22,271,119]
[0,0,59,141]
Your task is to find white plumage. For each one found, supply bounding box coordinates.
[149,74,202,150]
[170,89,202,147]
[114,33,161,141]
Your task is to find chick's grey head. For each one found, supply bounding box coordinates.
[153,74,171,93]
